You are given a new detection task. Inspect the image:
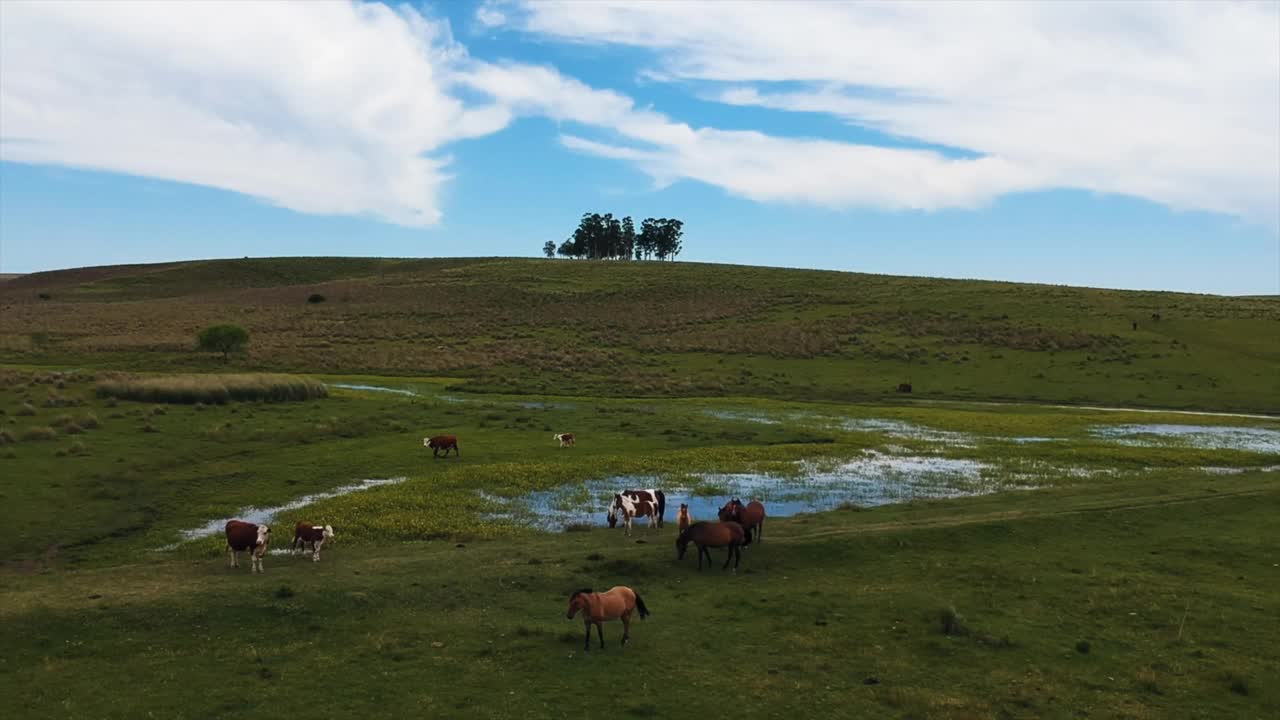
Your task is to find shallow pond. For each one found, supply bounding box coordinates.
[155,476,407,549]
[481,452,1036,532]
[1089,423,1280,454]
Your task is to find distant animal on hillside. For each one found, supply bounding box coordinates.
[1132,321,1138,331]
[676,521,746,571]
[424,435,459,458]
[896,382,912,393]
[606,488,666,530]
[225,520,270,573]
[291,522,335,562]
[718,498,767,544]
[1151,312,1161,322]
[554,432,575,448]
[566,586,649,652]
[677,503,694,533]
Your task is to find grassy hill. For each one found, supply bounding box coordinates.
[5,256,1274,409]
[3,257,1275,412]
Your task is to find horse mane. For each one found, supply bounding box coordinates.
[570,588,593,599]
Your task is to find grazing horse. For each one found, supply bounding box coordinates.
[607,494,659,536]
[606,489,666,529]
[424,435,459,458]
[676,503,694,533]
[554,432,576,448]
[719,498,767,545]
[566,586,650,651]
[225,520,270,573]
[676,521,746,571]
[291,522,335,562]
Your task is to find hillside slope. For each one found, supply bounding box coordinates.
[2,257,1276,411]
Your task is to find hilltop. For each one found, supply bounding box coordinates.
[3,256,1277,412]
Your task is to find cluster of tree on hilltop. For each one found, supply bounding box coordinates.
[542,213,684,261]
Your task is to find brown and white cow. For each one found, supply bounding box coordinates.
[292,522,335,562]
[554,433,576,448]
[424,435,459,458]
[606,488,667,535]
[225,520,270,573]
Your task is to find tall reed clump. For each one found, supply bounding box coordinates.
[96,373,329,405]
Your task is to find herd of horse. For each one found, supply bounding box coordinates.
[222,431,768,652]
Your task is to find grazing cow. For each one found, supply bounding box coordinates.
[225,520,270,573]
[554,432,576,448]
[677,503,694,533]
[292,522,335,562]
[718,498,767,545]
[896,382,913,393]
[424,435,459,458]
[606,488,666,530]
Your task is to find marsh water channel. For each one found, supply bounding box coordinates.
[479,451,1039,532]
[155,477,406,551]
[194,382,1280,537]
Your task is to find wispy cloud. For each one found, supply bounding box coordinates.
[501,0,1280,225]
[0,1,506,226]
[4,1,1274,228]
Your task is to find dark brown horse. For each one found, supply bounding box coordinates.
[676,521,745,571]
[565,586,649,651]
[718,498,766,544]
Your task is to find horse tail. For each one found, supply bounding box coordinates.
[655,490,666,527]
[634,593,650,620]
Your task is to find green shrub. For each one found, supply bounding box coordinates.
[196,323,249,361]
[21,426,58,442]
[96,373,328,405]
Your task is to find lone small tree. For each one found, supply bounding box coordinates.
[542,240,556,258]
[197,323,249,362]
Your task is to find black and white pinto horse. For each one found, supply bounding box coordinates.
[606,488,666,536]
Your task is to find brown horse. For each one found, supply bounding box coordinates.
[565,586,650,651]
[676,521,745,571]
[676,503,693,533]
[718,498,766,544]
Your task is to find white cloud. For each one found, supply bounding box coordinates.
[0,1,509,226]
[454,60,1039,211]
[475,3,507,29]
[561,129,1043,210]
[4,1,1273,228]
[506,0,1280,224]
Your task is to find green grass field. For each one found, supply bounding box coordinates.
[3,257,1277,411]
[2,258,1278,718]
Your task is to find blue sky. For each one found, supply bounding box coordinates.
[1,1,1277,295]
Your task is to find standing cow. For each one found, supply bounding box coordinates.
[424,435,459,458]
[225,520,271,573]
[292,522,335,562]
[554,433,576,448]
